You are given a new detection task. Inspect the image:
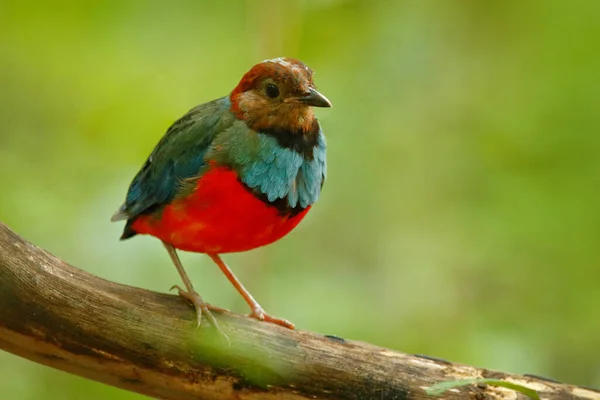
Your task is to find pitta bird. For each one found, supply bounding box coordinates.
[112,57,331,332]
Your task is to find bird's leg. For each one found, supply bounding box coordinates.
[208,253,295,329]
[163,242,226,334]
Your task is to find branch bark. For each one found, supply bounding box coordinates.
[0,221,597,400]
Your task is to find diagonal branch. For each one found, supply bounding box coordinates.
[0,221,597,400]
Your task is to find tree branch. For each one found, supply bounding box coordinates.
[0,221,597,400]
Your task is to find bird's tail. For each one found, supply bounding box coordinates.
[110,204,129,222]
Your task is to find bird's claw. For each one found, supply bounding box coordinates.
[169,285,230,313]
[250,306,295,329]
[169,285,230,345]
[169,284,185,296]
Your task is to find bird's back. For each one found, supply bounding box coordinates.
[111,97,235,238]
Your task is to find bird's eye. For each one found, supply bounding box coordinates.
[265,83,280,98]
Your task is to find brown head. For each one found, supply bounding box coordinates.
[230,58,331,134]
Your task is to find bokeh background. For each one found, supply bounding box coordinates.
[1,0,599,398]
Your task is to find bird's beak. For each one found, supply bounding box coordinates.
[291,88,332,108]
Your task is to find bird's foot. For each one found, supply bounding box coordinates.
[170,284,218,327]
[249,306,295,329]
[170,285,230,344]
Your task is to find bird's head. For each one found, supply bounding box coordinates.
[230,57,331,134]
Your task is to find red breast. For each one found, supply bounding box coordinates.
[131,166,310,253]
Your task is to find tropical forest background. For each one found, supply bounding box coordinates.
[1,1,599,398]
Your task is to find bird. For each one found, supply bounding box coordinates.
[111,57,331,333]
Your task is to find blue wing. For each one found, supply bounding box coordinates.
[111,97,233,238]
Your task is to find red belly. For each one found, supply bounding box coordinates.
[131,166,310,253]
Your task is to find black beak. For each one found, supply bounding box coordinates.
[295,88,332,108]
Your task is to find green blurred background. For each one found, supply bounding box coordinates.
[1,0,599,398]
